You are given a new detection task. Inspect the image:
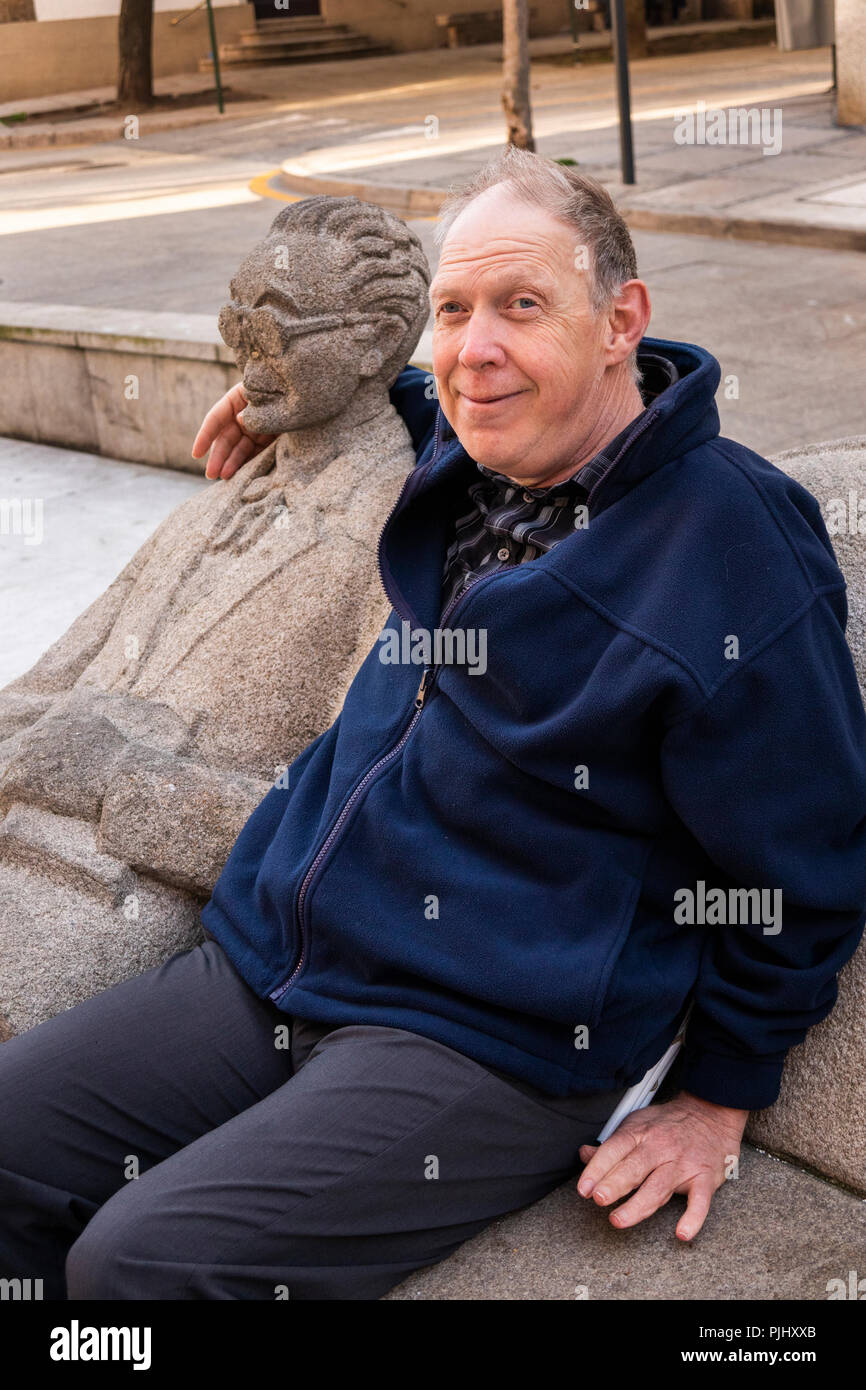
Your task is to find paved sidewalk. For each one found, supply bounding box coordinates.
[3,39,862,249]
[273,43,865,251]
[0,71,270,149]
[0,437,204,687]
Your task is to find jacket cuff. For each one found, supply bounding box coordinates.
[678,1041,786,1111]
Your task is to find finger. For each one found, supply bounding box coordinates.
[192,383,246,459]
[576,1126,640,1196]
[675,1177,715,1242]
[578,1144,598,1162]
[605,1168,676,1230]
[589,1146,662,1207]
[204,425,242,479]
[219,434,261,480]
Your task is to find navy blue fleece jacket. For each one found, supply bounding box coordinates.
[201,337,866,1110]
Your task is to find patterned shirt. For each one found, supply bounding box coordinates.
[439,352,679,618]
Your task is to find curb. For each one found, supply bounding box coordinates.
[278,168,448,216]
[276,168,866,252]
[0,99,273,151]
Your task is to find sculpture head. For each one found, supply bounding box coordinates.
[219,196,431,435]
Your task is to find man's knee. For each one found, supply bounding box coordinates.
[65,1190,174,1300]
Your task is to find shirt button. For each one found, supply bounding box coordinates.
[497,547,510,561]
[522,490,535,502]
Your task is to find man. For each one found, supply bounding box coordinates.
[2,150,865,1301]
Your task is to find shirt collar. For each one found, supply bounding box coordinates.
[473,350,680,501]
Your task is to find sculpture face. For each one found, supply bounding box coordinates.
[220,227,386,436]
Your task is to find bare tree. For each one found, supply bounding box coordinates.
[118,0,154,107]
[625,0,648,60]
[502,0,535,150]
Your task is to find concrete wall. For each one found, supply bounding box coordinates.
[836,0,866,127]
[0,304,239,472]
[0,3,253,104]
[321,0,569,54]
[0,302,433,473]
[31,0,241,17]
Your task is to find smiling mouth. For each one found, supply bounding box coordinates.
[459,390,525,406]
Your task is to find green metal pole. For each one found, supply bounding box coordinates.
[205,0,224,114]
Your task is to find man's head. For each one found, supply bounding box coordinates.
[220,196,430,436]
[430,148,651,485]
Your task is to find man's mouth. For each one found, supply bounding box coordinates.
[458,389,526,407]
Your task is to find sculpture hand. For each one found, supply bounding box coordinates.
[192,382,275,481]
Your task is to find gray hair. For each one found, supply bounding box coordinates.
[435,147,641,383]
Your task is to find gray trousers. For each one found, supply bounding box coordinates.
[0,940,627,1301]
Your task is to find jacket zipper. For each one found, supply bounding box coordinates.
[270,406,663,1004]
[267,563,506,1005]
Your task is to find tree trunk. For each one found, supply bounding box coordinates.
[624,0,648,60]
[501,0,535,151]
[117,0,154,107]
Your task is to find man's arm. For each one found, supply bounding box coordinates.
[191,368,437,480]
[579,586,866,1237]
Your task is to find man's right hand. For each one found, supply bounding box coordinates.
[191,383,275,481]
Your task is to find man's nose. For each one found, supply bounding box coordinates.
[457,312,508,372]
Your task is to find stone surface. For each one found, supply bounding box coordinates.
[0,303,239,473]
[0,195,430,1039]
[386,1143,866,1300]
[744,436,866,1193]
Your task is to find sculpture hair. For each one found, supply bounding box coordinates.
[265,197,431,385]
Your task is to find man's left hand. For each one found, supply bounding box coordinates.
[577,1091,748,1240]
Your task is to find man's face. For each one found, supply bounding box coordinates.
[430,185,614,484]
[220,232,367,436]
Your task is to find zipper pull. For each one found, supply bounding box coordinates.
[414,665,434,710]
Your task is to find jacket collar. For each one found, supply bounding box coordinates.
[379,336,721,629]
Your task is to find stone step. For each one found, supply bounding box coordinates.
[387,1143,866,1300]
[201,37,391,70]
[239,20,334,40]
[251,15,330,30]
[237,26,354,49]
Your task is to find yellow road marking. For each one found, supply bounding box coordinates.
[247,168,439,221]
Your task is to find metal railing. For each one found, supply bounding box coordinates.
[171,0,224,114]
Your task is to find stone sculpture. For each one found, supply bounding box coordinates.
[0,195,431,1040]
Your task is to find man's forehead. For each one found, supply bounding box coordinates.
[431,236,566,293]
[433,194,576,290]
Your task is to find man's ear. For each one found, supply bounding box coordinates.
[604,279,651,369]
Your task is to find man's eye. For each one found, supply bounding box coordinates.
[437,302,464,315]
[512,296,538,309]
